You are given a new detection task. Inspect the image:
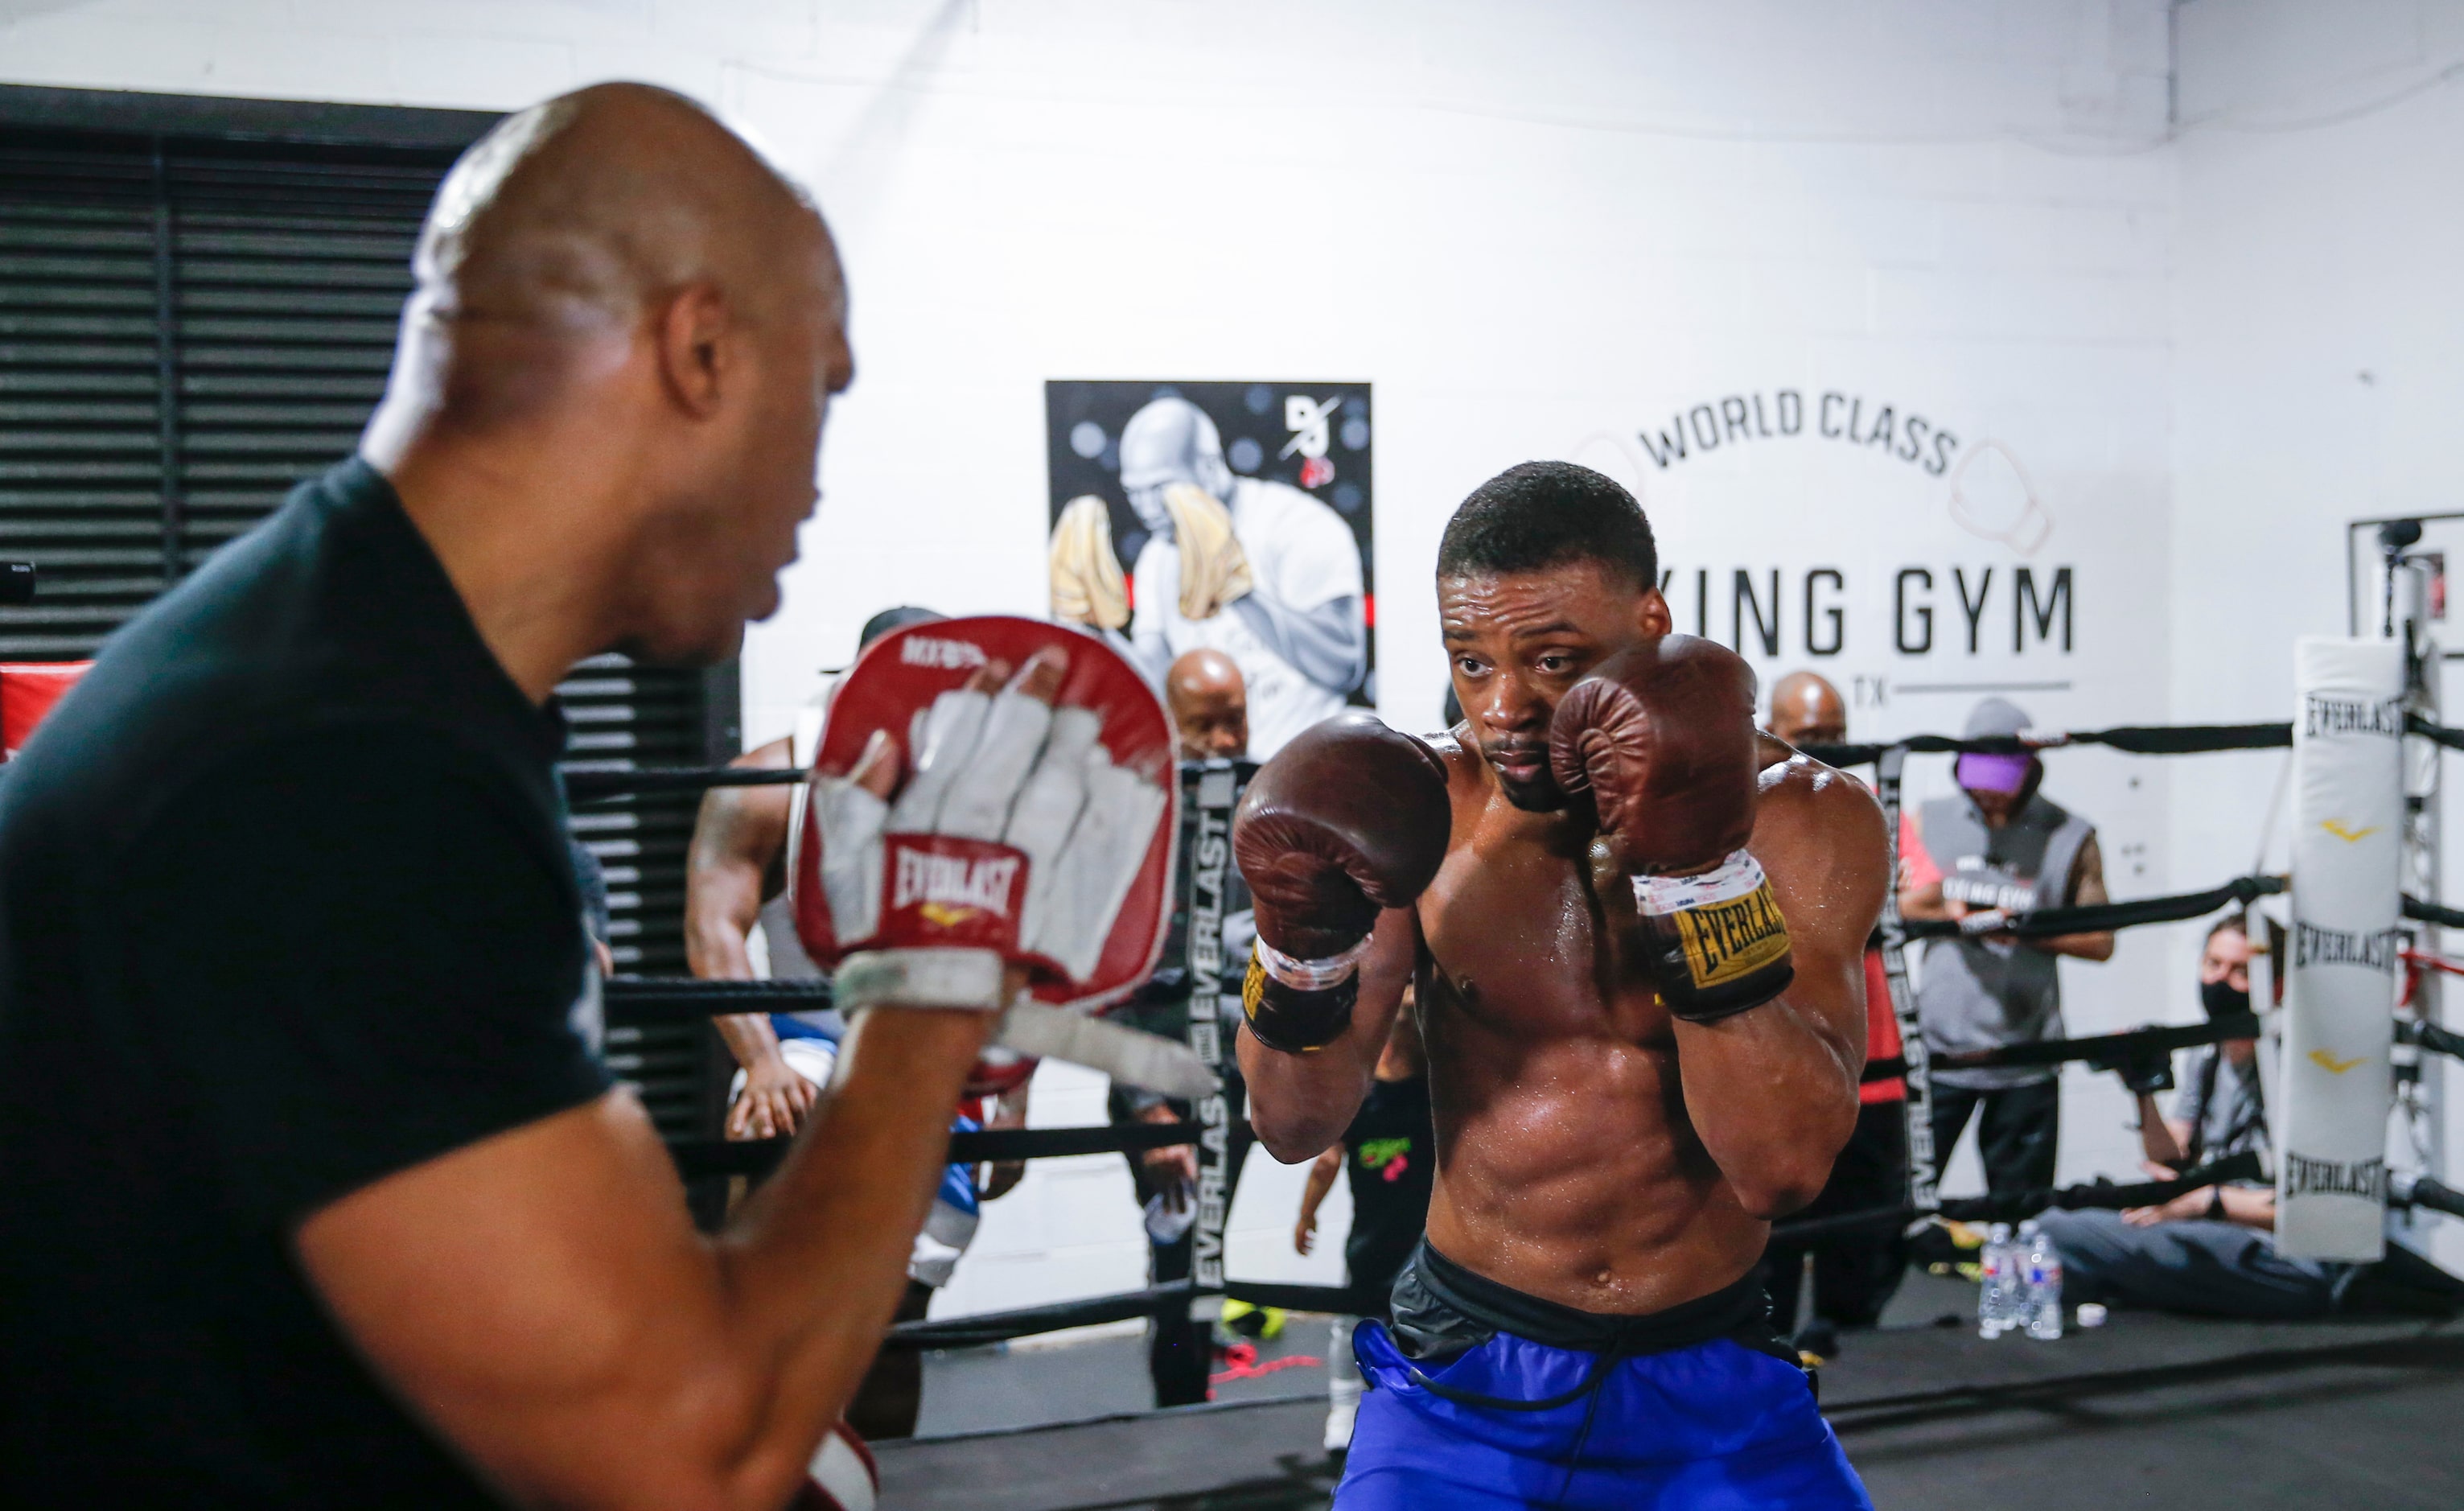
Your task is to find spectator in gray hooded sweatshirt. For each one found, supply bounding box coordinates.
[1898,697,2113,1200]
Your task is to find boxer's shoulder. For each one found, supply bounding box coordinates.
[1750,739,1889,916]
[1755,736,1880,821]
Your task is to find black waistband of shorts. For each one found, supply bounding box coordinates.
[1411,1241,1772,1357]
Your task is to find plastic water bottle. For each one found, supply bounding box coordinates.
[1977,1222,2013,1337]
[2022,1221,2064,1340]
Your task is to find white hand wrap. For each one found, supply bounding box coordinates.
[1255,933,1375,991]
[833,947,1007,1014]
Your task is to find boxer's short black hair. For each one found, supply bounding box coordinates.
[1436,461,1658,592]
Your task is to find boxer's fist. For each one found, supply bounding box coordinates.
[1232,713,1450,1052]
[1549,638,1794,1023]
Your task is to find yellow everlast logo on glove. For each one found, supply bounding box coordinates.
[1675,885,1791,988]
[1241,945,1269,1022]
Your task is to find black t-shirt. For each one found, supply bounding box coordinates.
[1343,1075,1434,1300]
[0,460,611,1506]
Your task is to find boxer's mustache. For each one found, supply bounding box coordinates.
[1483,739,1550,769]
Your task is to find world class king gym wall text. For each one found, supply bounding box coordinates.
[1657,563,2075,661]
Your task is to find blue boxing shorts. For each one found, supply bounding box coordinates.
[1337,1243,1870,1510]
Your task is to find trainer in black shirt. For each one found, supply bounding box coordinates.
[0,459,611,1503]
[0,84,999,1511]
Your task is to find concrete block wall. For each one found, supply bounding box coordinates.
[3,0,2203,1312]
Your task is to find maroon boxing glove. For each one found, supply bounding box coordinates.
[1549,636,1793,1022]
[1232,712,1451,1052]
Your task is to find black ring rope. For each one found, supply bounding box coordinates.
[874,1155,2264,1350]
[678,1021,2464,1349]
[566,766,802,802]
[599,720,2464,1351]
[2404,894,2464,931]
[882,1277,1369,1351]
[561,710,2464,804]
[667,1118,1246,1181]
[1801,723,2294,768]
[1765,1151,2264,1247]
[1858,1011,2264,1085]
[2400,1017,2464,1061]
[1899,873,2283,941]
[609,874,2281,1031]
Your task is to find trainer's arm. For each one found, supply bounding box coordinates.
[1240,904,1417,1163]
[299,1006,992,1511]
[1674,764,1885,1219]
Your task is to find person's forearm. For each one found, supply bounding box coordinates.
[2029,930,2114,961]
[714,1011,784,1075]
[684,741,792,982]
[708,1008,990,1497]
[686,859,763,982]
[1241,1032,1377,1163]
[1240,911,1413,1162]
[1896,885,1953,922]
[2219,1185,2274,1229]
[2137,1094,2187,1167]
[1675,998,1861,1219]
[1298,1156,1339,1226]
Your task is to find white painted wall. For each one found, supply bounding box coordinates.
[1,0,2244,1311]
[2171,0,2464,1270]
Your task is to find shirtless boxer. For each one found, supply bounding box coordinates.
[1236,461,1886,1508]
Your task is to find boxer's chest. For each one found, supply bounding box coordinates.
[1417,798,1670,1043]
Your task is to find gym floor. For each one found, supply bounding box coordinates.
[882,1276,2464,1509]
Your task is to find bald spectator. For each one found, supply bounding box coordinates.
[1118,647,1257,1402]
[1166,648,1249,761]
[1756,671,1907,1357]
[1768,669,1847,749]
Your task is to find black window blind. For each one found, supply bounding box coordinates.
[0,103,734,1139]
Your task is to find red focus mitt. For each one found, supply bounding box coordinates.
[791,1420,878,1511]
[792,617,1176,1019]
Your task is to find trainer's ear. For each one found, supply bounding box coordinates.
[652,282,730,419]
[1636,585,1674,639]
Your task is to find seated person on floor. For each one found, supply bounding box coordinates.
[2040,914,2464,1320]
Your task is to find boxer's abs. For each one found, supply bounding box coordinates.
[1421,1023,1767,1315]
[1413,796,1767,1315]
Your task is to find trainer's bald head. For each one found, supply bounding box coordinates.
[380,82,841,433]
[1166,648,1248,760]
[364,83,856,686]
[1767,671,1846,749]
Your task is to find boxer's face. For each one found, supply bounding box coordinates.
[1440,558,1669,812]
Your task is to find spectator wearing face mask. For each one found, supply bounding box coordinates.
[1898,698,2113,1202]
[2038,916,2464,1319]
